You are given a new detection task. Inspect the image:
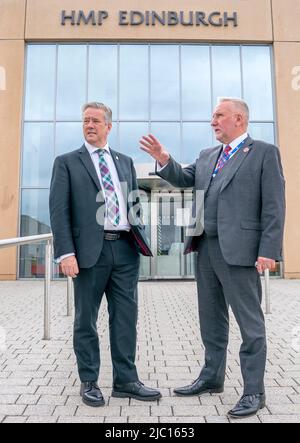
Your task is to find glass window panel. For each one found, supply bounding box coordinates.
[120,45,149,120]
[181,45,211,120]
[156,195,183,277]
[56,45,87,120]
[88,45,118,114]
[20,189,50,236]
[55,123,84,156]
[19,243,48,279]
[183,193,196,277]
[151,123,181,161]
[139,192,151,278]
[56,122,117,156]
[24,45,56,121]
[151,45,180,120]
[52,262,65,280]
[182,123,213,164]
[22,123,54,188]
[140,256,151,279]
[185,253,196,277]
[108,123,118,150]
[119,122,149,163]
[20,43,277,280]
[19,189,50,278]
[212,46,242,106]
[248,123,275,144]
[242,46,274,121]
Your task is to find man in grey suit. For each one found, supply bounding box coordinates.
[50,102,161,407]
[140,98,285,418]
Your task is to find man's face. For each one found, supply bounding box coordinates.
[211,102,243,144]
[83,108,112,147]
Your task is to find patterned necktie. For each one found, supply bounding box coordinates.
[213,144,232,177]
[97,149,120,227]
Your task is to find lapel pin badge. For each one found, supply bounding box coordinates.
[243,147,249,153]
[116,156,119,160]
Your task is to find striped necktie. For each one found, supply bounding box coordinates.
[213,145,232,177]
[97,149,120,227]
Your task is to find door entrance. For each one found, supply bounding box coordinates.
[139,191,196,280]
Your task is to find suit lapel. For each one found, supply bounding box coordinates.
[220,137,254,193]
[110,148,126,184]
[203,145,223,194]
[78,145,101,192]
[110,148,132,211]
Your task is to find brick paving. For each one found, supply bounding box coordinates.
[0,279,299,423]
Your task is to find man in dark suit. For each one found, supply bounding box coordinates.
[50,102,161,407]
[140,98,285,418]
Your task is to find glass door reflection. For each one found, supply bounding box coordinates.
[139,190,151,279]
[151,192,196,279]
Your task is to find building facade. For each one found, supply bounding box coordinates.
[0,0,300,280]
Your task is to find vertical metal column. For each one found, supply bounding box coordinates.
[67,277,73,317]
[265,269,271,315]
[44,240,52,340]
[151,192,158,278]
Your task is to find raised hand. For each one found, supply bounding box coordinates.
[140,134,170,166]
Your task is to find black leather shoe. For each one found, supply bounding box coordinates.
[112,381,162,401]
[80,382,105,407]
[228,393,266,419]
[174,378,224,397]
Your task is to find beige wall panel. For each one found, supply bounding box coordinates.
[0,40,24,279]
[26,0,273,42]
[0,275,17,281]
[272,0,300,42]
[273,42,300,277]
[0,0,26,39]
[284,273,300,279]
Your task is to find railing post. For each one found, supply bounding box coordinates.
[264,269,271,315]
[67,277,73,317]
[44,240,52,340]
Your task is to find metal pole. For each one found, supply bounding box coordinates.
[264,269,271,315]
[44,240,52,340]
[67,277,73,317]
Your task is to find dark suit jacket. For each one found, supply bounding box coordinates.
[49,145,152,268]
[156,136,285,267]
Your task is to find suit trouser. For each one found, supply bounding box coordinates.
[73,236,140,385]
[196,234,266,395]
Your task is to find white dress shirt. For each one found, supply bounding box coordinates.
[85,141,130,231]
[223,132,248,154]
[57,141,130,263]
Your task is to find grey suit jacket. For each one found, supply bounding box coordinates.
[156,136,285,266]
[49,145,152,268]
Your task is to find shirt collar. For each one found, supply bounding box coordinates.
[223,132,248,151]
[85,141,110,156]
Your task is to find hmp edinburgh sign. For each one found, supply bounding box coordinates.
[61,10,238,27]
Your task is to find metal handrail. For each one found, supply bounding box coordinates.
[0,234,73,340]
[0,234,53,248]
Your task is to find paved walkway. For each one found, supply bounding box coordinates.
[0,279,299,423]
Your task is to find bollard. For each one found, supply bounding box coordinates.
[264,269,271,315]
[67,277,73,317]
[44,240,52,340]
